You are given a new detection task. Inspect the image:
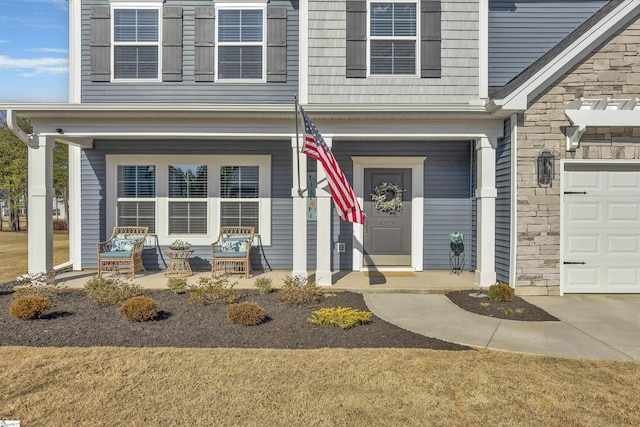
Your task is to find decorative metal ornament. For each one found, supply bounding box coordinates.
[371,182,404,214]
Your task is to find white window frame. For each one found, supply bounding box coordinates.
[167,165,209,236]
[110,2,162,82]
[367,0,419,77]
[115,164,157,233]
[214,2,267,83]
[106,155,272,246]
[219,165,261,232]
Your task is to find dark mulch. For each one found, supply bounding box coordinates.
[0,289,469,350]
[446,290,559,321]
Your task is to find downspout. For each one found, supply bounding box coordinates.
[509,113,518,287]
[6,109,35,148]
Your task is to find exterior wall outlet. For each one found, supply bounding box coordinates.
[336,242,345,253]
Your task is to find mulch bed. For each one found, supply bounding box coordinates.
[0,289,469,350]
[446,290,559,321]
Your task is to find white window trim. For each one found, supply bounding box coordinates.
[110,3,163,82]
[367,0,420,77]
[214,3,267,83]
[106,154,272,247]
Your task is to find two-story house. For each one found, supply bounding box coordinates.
[3,0,640,295]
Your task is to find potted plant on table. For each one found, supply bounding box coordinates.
[169,239,191,250]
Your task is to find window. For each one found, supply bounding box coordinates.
[113,8,160,79]
[220,166,260,231]
[217,9,264,80]
[168,165,208,235]
[369,2,417,75]
[116,165,156,232]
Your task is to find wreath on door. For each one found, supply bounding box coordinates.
[371,182,404,214]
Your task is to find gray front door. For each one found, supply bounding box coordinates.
[364,168,412,266]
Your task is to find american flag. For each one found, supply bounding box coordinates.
[300,107,364,224]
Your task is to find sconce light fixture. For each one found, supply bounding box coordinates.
[56,128,64,134]
[537,150,555,187]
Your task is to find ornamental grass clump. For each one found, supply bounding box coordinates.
[187,276,239,306]
[488,282,514,303]
[278,275,323,306]
[84,276,145,306]
[253,276,273,295]
[13,270,67,300]
[308,306,373,329]
[119,296,158,322]
[9,295,53,320]
[167,277,189,294]
[227,301,266,326]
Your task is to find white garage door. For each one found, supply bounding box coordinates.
[563,164,640,293]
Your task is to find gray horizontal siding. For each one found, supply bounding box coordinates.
[495,117,511,283]
[308,0,479,104]
[81,0,298,104]
[331,140,473,270]
[489,0,607,86]
[81,140,293,271]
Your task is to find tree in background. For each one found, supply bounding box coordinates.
[53,142,69,230]
[0,119,29,231]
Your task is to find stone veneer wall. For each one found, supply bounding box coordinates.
[515,16,640,296]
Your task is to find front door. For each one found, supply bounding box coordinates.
[364,168,412,267]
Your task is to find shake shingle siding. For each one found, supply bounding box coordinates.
[80,140,293,271]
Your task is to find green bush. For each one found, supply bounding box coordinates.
[187,276,239,306]
[84,276,145,306]
[13,270,67,300]
[227,302,266,326]
[488,283,514,303]
[253,276,273,295]
[9,295,52,320]
[167,277,189,294]
[278,275,323,306]
[308,306,373,329]
[119,296,158,322]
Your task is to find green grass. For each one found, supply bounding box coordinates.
[0,230,69,283]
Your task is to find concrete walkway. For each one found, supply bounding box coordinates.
[364,293,640,361]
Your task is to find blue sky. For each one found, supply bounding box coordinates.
[0,0,69,103]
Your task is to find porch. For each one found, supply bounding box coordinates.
[56,269,476,293]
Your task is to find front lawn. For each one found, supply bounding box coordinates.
[0,231,69,283]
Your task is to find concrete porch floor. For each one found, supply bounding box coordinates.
[56,269,476,293]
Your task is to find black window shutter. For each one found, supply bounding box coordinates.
[195,7,215,82]
[346,0,366,78]
[267,7,287,82]
[421,0,441,78]
[90,7,111,82]
[163,7,183,82]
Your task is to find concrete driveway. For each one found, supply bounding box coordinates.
[364,293,640,361]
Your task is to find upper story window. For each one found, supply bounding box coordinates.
[216,8,265,81]
[369,2,417,75]
[113,8,160,80]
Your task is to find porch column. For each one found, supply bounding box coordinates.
[475,137,497,287]
[315,137,332,285]
[291,137,308,277]
[28,134,54,274]
[69,145,83,269]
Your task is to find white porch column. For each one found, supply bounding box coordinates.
[475,137,497,287]
[291,137,308,277]
[69,145,83,269]
[28,135,54,274]
[315,137,332,285]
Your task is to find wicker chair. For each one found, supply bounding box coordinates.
[211,226,254,278]
[97,226,148,278]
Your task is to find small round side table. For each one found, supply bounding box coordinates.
[164,248,195,277]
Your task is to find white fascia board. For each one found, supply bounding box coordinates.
[499,0,640,110]
[565,109,640,127]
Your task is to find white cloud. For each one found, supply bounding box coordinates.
[26,48,68,54]
[0,15,65,31]
[0,55,68,76]
[0,40,10,44]
[15,0,68,10]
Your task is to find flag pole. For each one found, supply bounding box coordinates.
[294,94,303,197]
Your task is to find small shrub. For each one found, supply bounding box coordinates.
[84,276,145,306]
[227,302,266,326]
[119,296,158,322]
[187,276,239,306]
[13,270,67,300]
[53,219,68,231]
[253,276,273,295]
[308,306,373,329]
[279,275,323,306]
[167,277,188,294]
[9,295,52,320]
[488,282,514,303]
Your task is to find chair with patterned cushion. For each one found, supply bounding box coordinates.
[211,226,254,278]
[97,226,148,278]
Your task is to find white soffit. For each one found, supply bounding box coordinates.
[565,97,640,151]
